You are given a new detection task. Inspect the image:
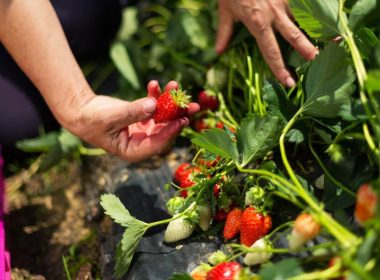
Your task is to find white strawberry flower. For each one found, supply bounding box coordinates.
[244,238,272,266]
[164,218,195,243]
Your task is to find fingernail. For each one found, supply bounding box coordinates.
[143,98,156,113]
[286,77,296,88]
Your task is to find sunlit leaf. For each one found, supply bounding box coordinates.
[237,115,284,166]
[191,129,239,162]
[289,0,342,40]
[110,42,141,90]
[303,43,356,118]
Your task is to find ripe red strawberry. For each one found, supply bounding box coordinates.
[214,208,228,222]
[355,183,378,226]
[213,184,221,198]
[198,90,219,111]
[240,207,272,247]
[206,262,241,280]
[174,163,191,183]
[223,208,243,240]
[153,89,190,123]
[178,165,201,198]
[194,118,210,132]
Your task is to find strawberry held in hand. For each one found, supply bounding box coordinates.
[153,89,190,123]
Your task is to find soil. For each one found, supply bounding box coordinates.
[6,155,113,280]
[5,142,191,280]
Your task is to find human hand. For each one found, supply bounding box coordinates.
[215,0,318,87]
[67,81,199,162]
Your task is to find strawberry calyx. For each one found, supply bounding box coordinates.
[169,88,190,108]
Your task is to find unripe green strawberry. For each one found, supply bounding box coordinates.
[164,218,195,243]
[208,250,228,266]
[153,89,190,123]
[197,204,212,231]
[243,238,272,266]
[223,208,242,240]
[288,213,321,250]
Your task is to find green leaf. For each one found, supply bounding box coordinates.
[303,43,356,118]
[289,0,342,40]
[349,0,380,30]
[110,42,141,90]
[191,129,239,162]
[100,194,146,227]
[287,128,305,144]
[117,7,139,41]
[16,132,59,152]
[366,70,380,92]
[262,81,298,121]
[58,129,82,154]
[354,27,380,59]
[115,225,147,279]
[181,12,211,49]
[237,115,284,166]
[259,258,304,280]
[323,155,374,211]
[38,142,64,172]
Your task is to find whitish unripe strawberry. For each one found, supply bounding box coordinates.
[288,213,321,250]
[315,174,324,190]
[164,218,195,243]
[197,204,212,231]
[243,238,272,266]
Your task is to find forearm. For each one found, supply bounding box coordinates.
[0,0,94,127]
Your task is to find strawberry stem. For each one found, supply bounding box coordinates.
[146,202,196,229]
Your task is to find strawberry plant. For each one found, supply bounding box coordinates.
[101,0,380,279]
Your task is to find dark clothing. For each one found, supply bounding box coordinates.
[0,0,122,159]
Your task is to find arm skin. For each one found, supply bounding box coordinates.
[216,0,319,88]
[0,0,199,162]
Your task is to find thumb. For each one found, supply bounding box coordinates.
[114,97,157,129]
[215,0,234,54]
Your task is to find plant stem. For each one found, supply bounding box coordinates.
[279,110,359,247]
[147,202,196,228]
[308,130,355,197]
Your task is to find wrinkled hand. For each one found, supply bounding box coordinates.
[69,81,199,162]
[216,0,318,87]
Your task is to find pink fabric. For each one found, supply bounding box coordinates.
[0,152,11,280]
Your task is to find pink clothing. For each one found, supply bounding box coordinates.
[0,152,11,280]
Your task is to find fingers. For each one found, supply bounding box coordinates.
[245,19,296,87]
[164,80,179,92]
[114,97,157,130]
[126,117,189,162]
[187,102,200,116]
[275,15,318,61]
[147,80,161,99]
[215,0,234,54]
[147,80,179,99]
